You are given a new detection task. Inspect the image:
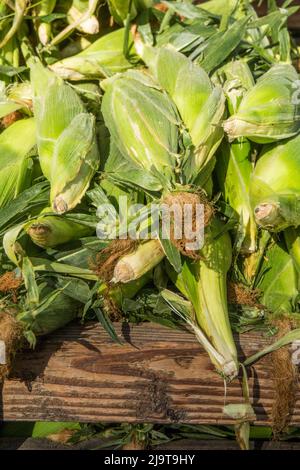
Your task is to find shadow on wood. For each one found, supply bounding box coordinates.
[1,322,299,425]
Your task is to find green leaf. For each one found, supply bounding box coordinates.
[245,328,300,366]
[198,17,250,74]
[94,307,122,344]
[159,237,182,273]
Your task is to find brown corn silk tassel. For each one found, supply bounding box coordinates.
[0,311,23,382]
[271,318,298,439]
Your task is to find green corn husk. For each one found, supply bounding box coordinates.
[66,0,99,34]
[25,210,94,248]
[284,227,300,279]
[16,281,82,338]
[50,28,136,80]
[256,238,299,315]
[216,61,257,254]
[30,60,100,213]
[135,42,225,183]
[34,0,56,45]
[100,270,152,309]
[224,64,300,143]
[112,240,165,283]
[166,219,238,380]
[101,70,180,189]
[107,0,153,25]
[217,139,257,253]
[250,133,300,231]
[0,118,36,208]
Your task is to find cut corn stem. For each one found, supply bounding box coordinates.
[112,240,165,283]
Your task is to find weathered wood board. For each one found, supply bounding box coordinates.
[1,322,299,425]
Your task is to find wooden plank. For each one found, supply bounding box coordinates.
[1,322,300,424]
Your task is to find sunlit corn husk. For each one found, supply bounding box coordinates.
[34,0,56,45]
[256,238,299,315]
[25,213,94,248]
[284,227,300,279]
[216,139,257,253]
[216,61,257,254]
[135,41,225,182]
[30,59,100,213]
[250,133,300,231]
[107,0,153,25]
[16,284,81,337]
[112,240,165,283]
[50,28,136,80]
[168,219,238,380]
[224,64,300,143]
[221,60,255,115]
[101,70,179,186]
[0,118,36,208]
[67,0,99,34]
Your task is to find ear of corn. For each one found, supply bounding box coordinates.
[167,219,238,380]
[112,240,165,283]
[136,42,225,182]
[250,133,300,231]
[30,60,100,213]
[0,118,36,208]
[216,139,257,253]
[101,70,180,188]
[224,64,300,143]
[25,210,94,248]
[50,28,136,80]
[216,61,257,254]
[16,281,82,337]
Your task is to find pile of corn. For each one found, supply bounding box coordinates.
[1,0,300,448]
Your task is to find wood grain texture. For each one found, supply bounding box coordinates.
[1,322,300,425]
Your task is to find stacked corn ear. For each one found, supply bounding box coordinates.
[250,133,300,231]
[0,118,36,208]
[16,280,83,340]
[224,64,300,143]
[216,61,257,254]
[50,28,136,80]
[167,219,238,381]
[101,70,180,190]
[135,42,225,184]
[30,60,100,213]
[25,210,94,248]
